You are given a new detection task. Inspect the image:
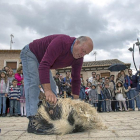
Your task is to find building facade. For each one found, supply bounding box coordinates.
[0,50,131,82]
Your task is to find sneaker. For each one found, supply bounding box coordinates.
[2,114,6,117]
[15,114,18,117]
[27,115,54,135]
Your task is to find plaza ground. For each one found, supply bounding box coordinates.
[0,110,140,140]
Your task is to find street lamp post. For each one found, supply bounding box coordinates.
[10,34,14,50]
[128,38,140,71]
[93,51,97,61]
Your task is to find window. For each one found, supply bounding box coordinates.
[6,62,17,73]
[101,72,110,78]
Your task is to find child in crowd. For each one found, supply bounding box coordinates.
[88,84,98,108]
[8,69,15,86]
[15,66,23,115]
[0,71,9,117]
[2,66,10,75]
[85,82,92,102]
[7,69,15,115]
[104,83,112,112]
[79,84,86,100]
[115,80,129,111]
[100,84,106,112]
[20,80,26,117]
[8,79,21,117]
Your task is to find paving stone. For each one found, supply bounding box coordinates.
[89,130,116,137]
[107,125,133,130]
[115,130,140,137]
[0,136,19,140]
[18,135,56,140]
[4,130,25,136]
[1,111,140,139]
[57,131,89,139]
[59,138,89,140]
[0,130,9,136]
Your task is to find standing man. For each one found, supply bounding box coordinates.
[63,72,73,98]
[109,75,117,111]
[20,34,93,134]
[88,72,96,84]
[128,69,140,111]
[53,72,61,94]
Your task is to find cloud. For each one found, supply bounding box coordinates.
[0,0,139,71]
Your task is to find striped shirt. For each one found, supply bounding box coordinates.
[8,86,21,99]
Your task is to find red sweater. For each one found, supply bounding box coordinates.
[29,34,83,95]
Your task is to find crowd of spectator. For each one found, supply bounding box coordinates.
[54,70,140,113]
[0,65,140,117]
[0,65,25,117]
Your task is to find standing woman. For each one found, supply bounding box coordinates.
[93,74,102,112]
[0,71,9,117]
[15,66,23,115]
[120,70,132,110]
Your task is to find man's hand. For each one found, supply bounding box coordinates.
[45,90,57,104]
[42,83,57,104]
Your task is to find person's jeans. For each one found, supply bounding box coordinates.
[10,99,18,115]
[20,44,57,117]
[93,103,97,108]
[126,91,132,109]
[130,89,140,110]
[97,94,102,112]
[17,85,23,114]
[111,97,117,111]
[0,93,6,114]
[106,100,112,112]
[102,100,106,112]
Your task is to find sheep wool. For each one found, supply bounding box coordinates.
[37,92,106,135]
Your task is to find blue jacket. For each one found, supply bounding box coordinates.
[129,71,139,88]
[124,75,130,89]
[137,75,140,91]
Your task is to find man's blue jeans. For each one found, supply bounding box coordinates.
[10,99,18,115]
[130,89,140,110]
[20,44,57,117]
[0,93,6,114]
[126,91,133,109]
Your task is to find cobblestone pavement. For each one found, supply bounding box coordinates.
[0,110,140,140]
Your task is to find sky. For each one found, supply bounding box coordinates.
[0,0,139,73]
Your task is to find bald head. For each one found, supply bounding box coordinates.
[73,36,94,59]
[77,36,93,50]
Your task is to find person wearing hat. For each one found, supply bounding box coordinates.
[88,84,98,108]
[115,80,130,111]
